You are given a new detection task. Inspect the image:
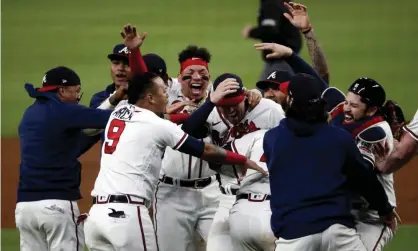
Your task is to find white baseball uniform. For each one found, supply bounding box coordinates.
[84,104,193,251]
[404,109,418,141]
[206,99,285,251]
[227,130,276,251]
[153,84,219,251]
[350,120,396,251]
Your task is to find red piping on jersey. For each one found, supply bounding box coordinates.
[137,206,147,251]
[69,202,79,251]
[174,133,188,149]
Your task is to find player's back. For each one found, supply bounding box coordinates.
[93,104,172,201]
[233,130,270,195]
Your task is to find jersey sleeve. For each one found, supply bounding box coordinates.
[159,120,189,150]
[404,109,418,141]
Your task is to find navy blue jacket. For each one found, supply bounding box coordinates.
[17,84,112,202]
[264,118,392,239]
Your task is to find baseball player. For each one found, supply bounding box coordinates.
[378,108,418,173]
[323,79,398,251]
[182,73,285,251]
[83,72,267,251]
[16,66,116,251]
[224,129,275,251]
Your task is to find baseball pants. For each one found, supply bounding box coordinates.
[15,200,84,251]
[206,193,240,251]
[355,221,394,251]
[229,198,275,251]
[84,201,156,251]
[274,224,367,251]
[153,180,221,251]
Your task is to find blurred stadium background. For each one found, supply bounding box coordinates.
[2,0,418,250]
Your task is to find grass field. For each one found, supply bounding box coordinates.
[2,0,418,136]
[2,226,418,251]
[2,0,418,250]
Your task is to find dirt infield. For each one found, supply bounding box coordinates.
[2,137,418,228]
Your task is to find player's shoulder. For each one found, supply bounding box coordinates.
[235,129,268,143]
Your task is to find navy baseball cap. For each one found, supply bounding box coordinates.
[288,73,322,105]
[38,66,81,92]
[143,53,167,76]
[212,73,245,106]
[107,44,130,62]
[256,70,292,91]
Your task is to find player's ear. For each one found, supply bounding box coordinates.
[146,93,155,104]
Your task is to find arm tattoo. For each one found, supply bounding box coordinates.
[304,30,330,84]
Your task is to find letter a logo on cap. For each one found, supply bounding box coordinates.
[42,75,47,83]
[118,47,129,54]
[267,71,277,80]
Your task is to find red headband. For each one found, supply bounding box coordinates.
[180,58,209,73]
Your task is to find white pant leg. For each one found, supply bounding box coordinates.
[355,221,393,251]
[85,203,157,251]
[321,224,367,251]
[153,182,201,251]
[229,199,275,251]
[15,200,85,251]
[196,181,222,242]
[275,234,321,251]
[206,194,237,251]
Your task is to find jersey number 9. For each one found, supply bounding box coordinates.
[104,119,126,154]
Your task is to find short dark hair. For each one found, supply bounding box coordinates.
[178,45,211,63]
[127,72,159,104]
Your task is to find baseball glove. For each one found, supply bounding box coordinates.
[382,100,406,141]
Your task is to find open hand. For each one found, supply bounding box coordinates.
[210,78,240,104]
[120,24,147,51]
[283,2,311,32]
[254,43,293,59]
[238,159,269,178]
[166,100,197,114]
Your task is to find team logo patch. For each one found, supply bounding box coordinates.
[248,193,268,202]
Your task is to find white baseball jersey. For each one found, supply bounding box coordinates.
[230,130,270,195]
[92,104,189,202]
[161,80,215,179]
[404,109,418,141]
[207,98,285,188]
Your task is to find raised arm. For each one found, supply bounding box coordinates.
[120,24,148,74]
[283,2,329,84]
[254,42,328,93]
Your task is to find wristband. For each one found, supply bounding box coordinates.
[302,26,312,34]
[225,151,247,165]
[168,113,190,124]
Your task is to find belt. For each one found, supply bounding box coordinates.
[159,175,215,189]
[236,193,271,202]
[220,186,239,195]
[92,195,146,205]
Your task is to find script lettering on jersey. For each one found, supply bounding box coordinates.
[113,107,133,121]
[230,120,260,139]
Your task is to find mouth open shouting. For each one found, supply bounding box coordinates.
[344,112,354,123]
